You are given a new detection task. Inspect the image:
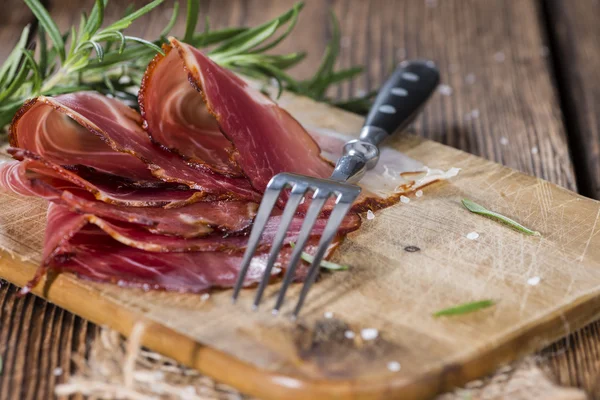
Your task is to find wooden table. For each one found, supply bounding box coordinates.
[1,0,599,398]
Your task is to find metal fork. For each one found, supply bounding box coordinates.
[232,60,440,317]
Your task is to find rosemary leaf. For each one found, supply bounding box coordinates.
[0,62,30,104]
[0,24,31,89]
[104,0,164,31]
[462,199,541,236]
[184,0,200,43]
[83,0,105,39]
[433,300,495,317]
[250,2,302,54]
[38,26,48,78]
[124,36,164,56]
[160,2,180,38]
[290,242,348,271]
[24,0,65,62]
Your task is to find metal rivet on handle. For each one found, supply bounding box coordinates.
[379,105,396,114]
[402,72,420,81]
[391,87,408,96]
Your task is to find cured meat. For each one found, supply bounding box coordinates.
[24,204,349,294]
[140,45,242,177]
[143,38,334,193]
[10,92,261,201]
[7,148,206,207]
[0,159,258,237]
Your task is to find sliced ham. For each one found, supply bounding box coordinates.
[144,38,334,193]
[0,159,258,238]
[8,148,206,207]
[10,92,260,201]
[24,204,348,294]
[139,45,242,177]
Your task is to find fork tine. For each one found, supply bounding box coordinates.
[292,200,353,318]
[272,189,330,314]
[232,186,282,302]
[252,183,308,309]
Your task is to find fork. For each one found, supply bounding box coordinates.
[232,60,440,317]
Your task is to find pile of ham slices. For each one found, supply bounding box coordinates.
[0,38,403,295]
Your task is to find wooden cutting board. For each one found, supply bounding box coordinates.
[0,91,599,400]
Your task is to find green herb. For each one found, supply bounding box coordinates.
[462,199,541,236]
[0,0,368,133]
[433,299,495,317]
[290,242,348,271]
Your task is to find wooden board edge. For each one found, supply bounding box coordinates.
[3,231,600,400]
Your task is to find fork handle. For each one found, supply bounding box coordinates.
[331,60,440,183]
[361,60,440,145]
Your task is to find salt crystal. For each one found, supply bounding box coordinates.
[118,75,131,84]
[500,137,509,146]
[531,146,539,155]
[200,293,210,301]
[527,276,541,286]
[53,367,63,376]
[470,109,480,119]
[494,51,506,62]
[438,84,453,96]
[415,190,423,198]
[344,330,355,339]
[361,328,379,341]
[387,361,401,372]
[465,73,476,84]
[465,379,484,389]
[366,210,375,220]
[300,197,306,204]
[400,195,410,204]
[324,311,333,319]
[466,232,480,240]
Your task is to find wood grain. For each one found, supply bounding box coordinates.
[544,0,600,200]
[1,92,600,400]
[0,0,598,399]
[0,1,95,400]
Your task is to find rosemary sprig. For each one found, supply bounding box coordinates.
[290,242,348,271]
[433,299,495,317]
[462,199,541,236]
[0,0,369,133]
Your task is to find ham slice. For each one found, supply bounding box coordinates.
[10,92,260,201]
[0,159,258,237]
[24,204,350,293]
[141,38,334,193]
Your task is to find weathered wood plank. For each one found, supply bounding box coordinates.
[0,0,594,399]
[544,0,600,200]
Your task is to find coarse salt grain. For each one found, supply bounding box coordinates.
[400,195,410,204]
[344,330,355,339]
[527,276,541,286]
[361,328,379,341]
[465,73,476,84]
[200,293,210,301]
[387,361,401,372]
[367,210,375,220]
[324,311,333,319]
[53,367,63,376]
[500,137,509,146]
[438,84,453,96]
[466,232,480,240]
[494,51,506,62]
[531,146,539,155]
[415,190,423,198]
[470,109,480,119]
